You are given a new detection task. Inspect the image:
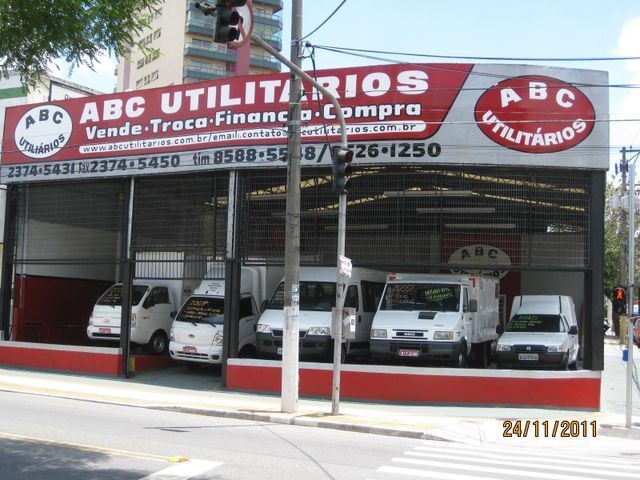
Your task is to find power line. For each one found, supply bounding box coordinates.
[313,44,640,62]
[311,44,640,90]
[300,1,348,41]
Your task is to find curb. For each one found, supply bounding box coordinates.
[156,405,450,441]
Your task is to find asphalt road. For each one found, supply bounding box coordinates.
[0,390,419,480]
[1,389,639,480]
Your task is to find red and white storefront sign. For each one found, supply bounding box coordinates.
[1,63,608,183]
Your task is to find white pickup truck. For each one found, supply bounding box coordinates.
[169,266,281,366]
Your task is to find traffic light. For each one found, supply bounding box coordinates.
[332,147,354,194]
[612,286,627,315]
[194,1,246,43]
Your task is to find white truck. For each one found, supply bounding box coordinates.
[256,266,387,361]
[87,279,184,355]
[370,274,500,367]
[169,266,281,366]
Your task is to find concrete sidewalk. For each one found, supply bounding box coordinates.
[0,336,639,450]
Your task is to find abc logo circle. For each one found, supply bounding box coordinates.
[14,105,72,159]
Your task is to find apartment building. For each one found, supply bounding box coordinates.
[116,0,283,91]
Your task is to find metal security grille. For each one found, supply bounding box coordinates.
[238,165,590,270]
[12,180,127,264]
[132,173,228,279]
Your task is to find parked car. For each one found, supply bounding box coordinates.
[632,317,640,347]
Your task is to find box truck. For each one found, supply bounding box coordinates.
[370,274,500,367]
[496,295,579,370]
[256,266,386,361]
[169,266,281,366]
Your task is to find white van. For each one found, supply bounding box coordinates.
[496,295,579,370]
[256,267,386,361]
[169,266,279,366]
[87,280,181,354]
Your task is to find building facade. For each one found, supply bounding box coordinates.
[116,0,283,92]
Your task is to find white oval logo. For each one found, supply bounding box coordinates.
[14,105,73,159]
[448,244,511,279]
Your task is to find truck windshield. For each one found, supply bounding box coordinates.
[97,284,147,306]
[175,297,225,325]
[380,283,460,312]
[506,314,567,333]
[268,281,337,311]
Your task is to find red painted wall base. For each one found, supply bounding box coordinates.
[0,342,174,376]
[227,359,602,410]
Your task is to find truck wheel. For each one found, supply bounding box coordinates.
[450,342,467,368]
[147,331,168,355]
[239,344,256,358]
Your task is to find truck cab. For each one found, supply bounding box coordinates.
[87,280,178,354]
[169,266,274,366]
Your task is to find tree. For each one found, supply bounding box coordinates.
[0,0,162,87]
[604,181,623,295]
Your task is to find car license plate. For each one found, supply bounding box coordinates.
[98,327,111,334]
[518,353,539,361]
[399,349,420,357]
[277,347,283,355]
[182,346,197,353]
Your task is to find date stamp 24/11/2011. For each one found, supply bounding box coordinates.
[503,420,597,438]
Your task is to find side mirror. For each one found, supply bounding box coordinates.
[260,299,269,313]
[568,325,578,335]
[170,311,177,319]
[496,324,504,335]
[468,299,478,313]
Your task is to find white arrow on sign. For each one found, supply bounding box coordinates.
[228,0,254,49]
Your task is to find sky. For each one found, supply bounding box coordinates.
[56,0,640,176]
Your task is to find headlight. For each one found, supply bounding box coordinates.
[169,327,175,341]
[307,326,331,336]
[256,324,271,334]
[547,344,566,353]
[371,329,387,338]
[213,333,223,345]
[496,343,511,352]
[433,331,453,340]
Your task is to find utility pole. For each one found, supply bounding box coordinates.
[626,158,635,429]
[621,146,640,429]
[196,0,352,414]
[281,0,303,414]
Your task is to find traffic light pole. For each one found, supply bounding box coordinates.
[251,26,350,416]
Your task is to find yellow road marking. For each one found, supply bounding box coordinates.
[0,431,171,462]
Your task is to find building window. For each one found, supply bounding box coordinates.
[137,59,144,69]
[192,38,212,48]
